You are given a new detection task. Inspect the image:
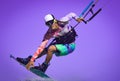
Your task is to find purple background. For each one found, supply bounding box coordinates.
[0,0,120,81]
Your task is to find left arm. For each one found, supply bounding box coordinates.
[60,12,84,22]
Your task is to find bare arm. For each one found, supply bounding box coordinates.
[30,28,53,62]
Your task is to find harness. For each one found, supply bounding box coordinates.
[54,26,78,44]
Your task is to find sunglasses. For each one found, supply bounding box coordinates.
[45,20,54,26]
[45,19,57,26]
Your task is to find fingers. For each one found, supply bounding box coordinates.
[26,61,34,70]
[26,63,30,70]
[80,18,85,21]
[76,18,84,22]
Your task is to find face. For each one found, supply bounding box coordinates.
[46,19,59,30]
[51,20,59,30]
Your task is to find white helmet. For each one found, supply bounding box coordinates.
[44,14,54,22]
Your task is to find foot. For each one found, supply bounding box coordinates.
[34,63,49,73]
[16,55,32,65]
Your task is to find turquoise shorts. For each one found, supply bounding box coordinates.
[54,43,76,56]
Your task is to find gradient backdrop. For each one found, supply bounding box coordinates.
[0,0,120,81]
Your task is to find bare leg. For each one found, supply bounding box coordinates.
[44,45,56,64]
[33,45,57,72]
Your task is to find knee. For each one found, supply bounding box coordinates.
[48,45,56,53]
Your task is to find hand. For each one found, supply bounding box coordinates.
[26,61,34,70]
[76,17,84,22]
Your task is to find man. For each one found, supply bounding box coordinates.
[17,12,84,73]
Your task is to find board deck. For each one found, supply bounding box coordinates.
[10,55,55,81]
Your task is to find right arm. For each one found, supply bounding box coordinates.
[30,28,53,62]
[26,28,53,69]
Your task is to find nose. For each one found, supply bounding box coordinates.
[51,23,58,30]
